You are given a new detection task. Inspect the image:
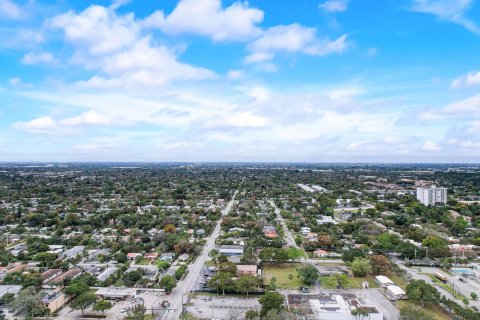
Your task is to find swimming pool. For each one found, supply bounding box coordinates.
[452,268,474,275]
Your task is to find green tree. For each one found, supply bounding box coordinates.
[34,252,57,267]
[93,300,112,314]
[0,293,14,305]
[21,273,43,290]
[65,282,90,297]
[341,248,366,262]
[351,257,372,277]
[123,270,143,286]
[296,264,319,286]
[334,274,349,288]
[287,247,304,262]
[471,292,478,301]
[70,292,96,314]
[209,272,234,295]
[244,309,260,320]
[235,275,259,296]
[218,262,237,274]
[159,275,176,294]
[352,307,370,320]
[10,287,48,318]
[259,248,275,262]
[259,291,285,317]
[422,235,445,248]
[406,280,440,307]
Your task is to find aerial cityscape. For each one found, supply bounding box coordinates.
[1,0,480,320]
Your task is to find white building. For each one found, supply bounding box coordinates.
[416,186,447,206]
[386,285,406,301]
[375,275,394,288]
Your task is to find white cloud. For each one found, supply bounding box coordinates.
[450,70,480,89]
[319,0,350,13]
[142,0,264,42]
[60,111,111,126]
[50,5,215,88]
[422,141,441,151]
[12,111,114,134]
[12,116,57,133]
[50,5,139,55]
[419,93,480,121]
[0,0,21,19]
[246,24,348,63]
[227,69,244,80]
[22,52,56,65]
[411,0,479,34]
[77,37,215,88]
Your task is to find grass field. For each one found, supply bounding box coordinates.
[319,275,379,289]
[263,263,305,289]
[397,301,452,320]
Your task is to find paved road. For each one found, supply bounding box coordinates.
[269,200,298,249]
[418,267,480,308]
[162,189,239,320]
[391,258,465,303]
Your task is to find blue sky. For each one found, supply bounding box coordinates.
[1,0,480,162]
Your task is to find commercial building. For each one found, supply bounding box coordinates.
[41,290,69,313]
[287,294,383,320]
[95,287,136,300]
[219,245,244,257]
[416,186,447,206]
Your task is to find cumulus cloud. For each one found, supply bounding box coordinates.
[50,4,215,88]
[12,111,113,134]
[410,0,479,34]
[142,0,264,41]
[451,70,480,89]
[50,5,139,55]
[0,0,21,19]
[246,24,348,63]
[319,0,350,13]
[76,37,216,88]
[419,93,480,120]
[22,52,56,65]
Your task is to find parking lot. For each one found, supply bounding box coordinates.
[187,294,260,319]
[192,265,216,292]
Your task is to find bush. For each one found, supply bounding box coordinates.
[175,265,188,280]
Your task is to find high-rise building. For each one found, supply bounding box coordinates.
[416,186,447,206]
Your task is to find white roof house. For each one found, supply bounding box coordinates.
[317,216,338,225]
[375,275,394,288]
[386,285,406,300]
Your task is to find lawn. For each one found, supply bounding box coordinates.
[397,301,452,320]
[386,273,408,290]
[319,275,379,289]
[263,263,305,289]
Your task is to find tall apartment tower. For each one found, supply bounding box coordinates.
[416,186,447,206]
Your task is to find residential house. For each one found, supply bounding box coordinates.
[236,265,258,277]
